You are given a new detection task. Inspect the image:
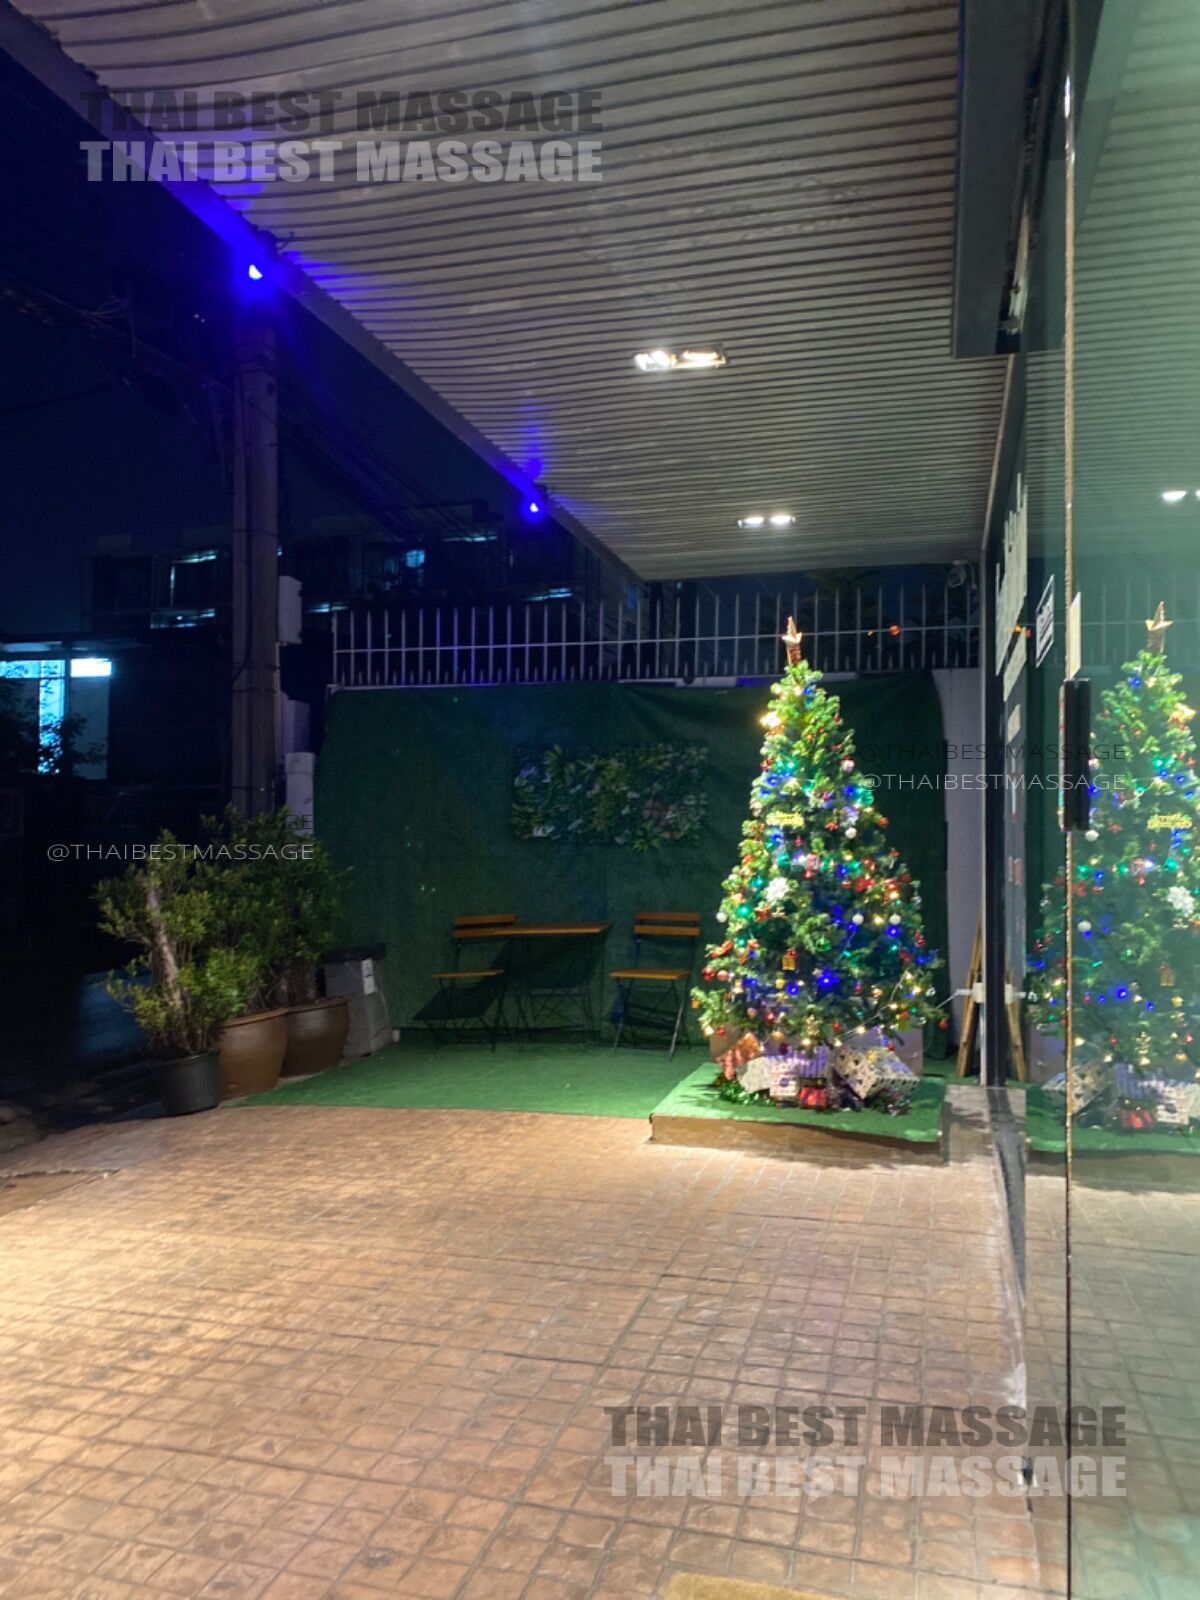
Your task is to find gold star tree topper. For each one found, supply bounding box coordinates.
[1146,602,1173,652]
[782,616,804,665]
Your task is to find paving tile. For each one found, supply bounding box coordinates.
[0,1103,1064,1600]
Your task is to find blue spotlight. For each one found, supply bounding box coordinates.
[247,263,264,281]
[527,498,543,517]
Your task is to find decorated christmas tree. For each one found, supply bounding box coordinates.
[1028,604,1200,1078]
[692,621,942,1095]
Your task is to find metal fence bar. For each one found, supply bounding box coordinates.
[327,577,1200,691]
[329,579,995,689]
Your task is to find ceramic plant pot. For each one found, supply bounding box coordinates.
[281,997,350,1077]
[159,1051,221,1116]
[218,1008,288,1098]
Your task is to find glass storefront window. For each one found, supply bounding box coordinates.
[995,2,1200,1592]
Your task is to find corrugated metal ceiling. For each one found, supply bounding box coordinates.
[1025,0,1200,556]
[13,0,1006,577]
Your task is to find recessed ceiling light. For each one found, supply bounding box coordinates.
[677,349,726,369]
[738,513,795,529]
[634,347,726,372]
[1161,489,1188,503]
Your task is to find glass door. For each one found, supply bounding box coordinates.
[1067,2,1200,1594]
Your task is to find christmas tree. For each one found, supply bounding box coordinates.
[1028,604,1200,1075]
[692,621,942,1056]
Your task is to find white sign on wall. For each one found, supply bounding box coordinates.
[1035,575,1055,667]
[1067,592,1083,679]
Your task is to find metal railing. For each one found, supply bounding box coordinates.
[1078,576,1200,671]
[331,580,979,688]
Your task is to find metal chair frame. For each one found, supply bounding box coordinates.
[423,914,515,1049]
[515,936,603,1046]
[610,911,702,1056]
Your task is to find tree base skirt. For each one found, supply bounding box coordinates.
[708,1026,925,1074]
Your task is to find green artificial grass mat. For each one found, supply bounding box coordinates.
[919,1059,959,1082]
[1025,1087,1068,1153]
[236,1040,710,1118]
[1027,1085,1200,1155]
[650,1064,945,1143]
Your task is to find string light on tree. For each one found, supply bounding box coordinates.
[1027,603,1200,1078]
[693,618,943,1048]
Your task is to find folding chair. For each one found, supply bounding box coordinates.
[609,911,702,1055]
[420,913,514,1049]
[517,934,604,1044]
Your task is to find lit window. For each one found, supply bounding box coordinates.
[0,658,66,771]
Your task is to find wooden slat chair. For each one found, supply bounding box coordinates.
[420,913,515,1049]
[609,911,702,1056]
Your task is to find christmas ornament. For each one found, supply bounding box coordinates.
[782,615,804,666]
[693,628,942,1083]
[1145,601,1173,651]
[1027,607,1200,1081]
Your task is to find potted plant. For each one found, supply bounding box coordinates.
[96,834,261,1115]
[216,1004,290,1098]
[215,807,348,1079]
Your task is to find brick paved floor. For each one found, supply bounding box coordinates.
[1028,1161,1200,1600]
[0,1104,1049,1600]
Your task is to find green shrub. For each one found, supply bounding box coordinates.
[210,807,343,1008]
[95,832,262,1058]
[96,809,346,1054]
